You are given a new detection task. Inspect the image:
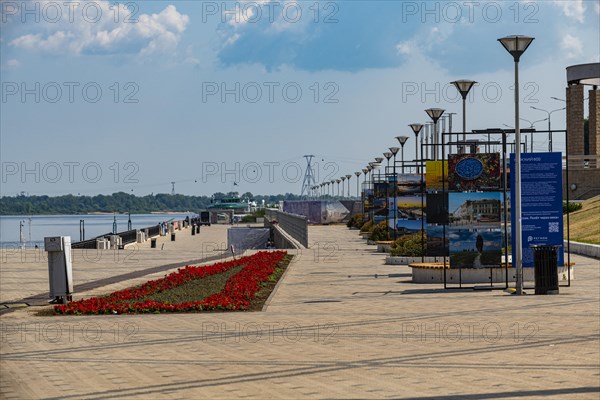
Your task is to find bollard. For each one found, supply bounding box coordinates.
[151,238,157,248]
[191,225,196,236]
[196,225,200,234]
[171,233,176,241]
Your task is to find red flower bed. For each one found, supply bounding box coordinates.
[54,251,287,315]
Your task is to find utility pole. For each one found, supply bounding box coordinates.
[171,182,175,195]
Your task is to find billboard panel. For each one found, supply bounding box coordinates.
[448,153,501,191]
[510,152,564,267]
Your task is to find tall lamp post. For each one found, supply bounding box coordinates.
[383,152,393,234]
[425,108,446,160]
[340,176,346,198]
[451,80,477,154]
[395,136,409,173]
[409,123,424,173]
[374,157,384,183]
[355,171,362,199]
[389,146,400,239]
[530,106,565,151]
[346,174,352,198]
[498,34,535,296]
[383,152,393,178]
[336,179,341,198]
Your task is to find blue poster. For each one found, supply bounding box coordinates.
[510,152,564,267]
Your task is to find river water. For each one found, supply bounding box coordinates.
[0,213,196,247]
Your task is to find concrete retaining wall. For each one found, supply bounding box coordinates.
[565,240,600,259]
[265,209,309,248]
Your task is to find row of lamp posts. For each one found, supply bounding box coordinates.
[316,35,532,295]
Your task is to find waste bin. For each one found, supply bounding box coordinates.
[191,225,195,235]
[151,238,157,248]
[171,233,176,241]
[531,245,560,295]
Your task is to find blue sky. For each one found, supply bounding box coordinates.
[1,0,599,197]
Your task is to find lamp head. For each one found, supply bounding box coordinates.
[409,123,424,135]
[395,136,410,146]
[450,80,477,99]
[425,108,446,123]
[498,35,534,62]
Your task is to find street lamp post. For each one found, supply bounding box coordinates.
[355,171,362,198]
[498,34,535,296]
[374,157,384,183]
[389,146,400,240]
[530,106,565,151]
[341,176,346,198]
[409,124,424,173]
[346,175,352,198]
[520,117,547,152]
[383,152,393,235]
[451,80,477,154]
[425,108,446,160]
[383,152,393,179]
[395,136,409,173]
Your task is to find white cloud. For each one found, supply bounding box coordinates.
[9,2,189,57]
[553,0,586,23]
[6,59,20,67]
[561,33,583,59]
[395,40,415,55]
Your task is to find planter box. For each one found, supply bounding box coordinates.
[411,265,575,284]
[386,256,442,265]
[377,244,393,253]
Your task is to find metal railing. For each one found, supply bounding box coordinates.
[71,220,182,249]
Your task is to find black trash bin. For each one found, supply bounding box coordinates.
[531,245,560,295]
[151,238,157,248]
[191,225,195,235]
[171,233,176,241]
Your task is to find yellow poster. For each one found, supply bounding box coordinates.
[426,161,447,191]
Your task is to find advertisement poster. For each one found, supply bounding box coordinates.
[448,153,501,191]
[391,219,423,235]
[396,174,423,194]
[449,228,503,268]
[425,161,448,192]
[449,192,502,227]
[426,224,449,256]
[510,152,564,267]
[373,182,390,222]
[426,193,448,225]
[448,192,502,268]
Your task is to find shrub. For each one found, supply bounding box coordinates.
[563,201,582,214]
[359,219,374,233]
[347,213,364,228]
[369,221,390,241]
[390,230,425,257]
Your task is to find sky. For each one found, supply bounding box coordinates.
[1,0,599,197]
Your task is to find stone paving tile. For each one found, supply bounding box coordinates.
[1,225,599,399]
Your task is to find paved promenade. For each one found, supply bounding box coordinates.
[1,225,599,399]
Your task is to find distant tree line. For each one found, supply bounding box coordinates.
[0,191,304,215]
